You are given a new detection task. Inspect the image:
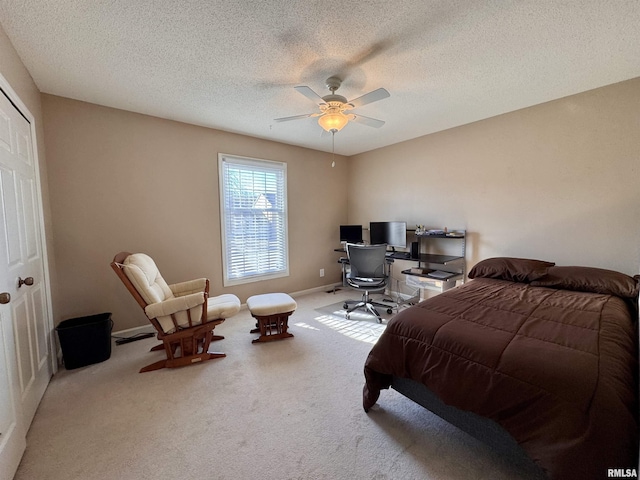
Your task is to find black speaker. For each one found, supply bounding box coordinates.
[410,242,419,259]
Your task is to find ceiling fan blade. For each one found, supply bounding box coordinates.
[294,86,327,106]
[347,88,390,108]
[350,114,385,128]
[273,113,320,123]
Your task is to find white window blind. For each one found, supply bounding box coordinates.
[218,154,289,286]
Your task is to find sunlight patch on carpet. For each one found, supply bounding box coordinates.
[314,313,386,344]
[292,322,320,331]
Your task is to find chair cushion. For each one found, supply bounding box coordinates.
[207,294,241,319]
[347,276,386,288]
[145,293,206,320]
[169,278,208,297]
[123,253,174,305]
[247,293,297,316]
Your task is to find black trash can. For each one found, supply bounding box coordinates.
[56,313,113,369]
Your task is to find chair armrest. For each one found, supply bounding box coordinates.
[145,292,206,319]
[169,278,208,297]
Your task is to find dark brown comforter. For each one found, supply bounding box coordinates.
[363,278,638,479]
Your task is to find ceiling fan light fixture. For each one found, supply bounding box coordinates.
[318,112,348,132]
[277,76,389,133]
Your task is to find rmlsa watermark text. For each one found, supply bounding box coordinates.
[608,469,638,478]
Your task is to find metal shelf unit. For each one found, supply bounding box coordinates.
[401,230,466,294]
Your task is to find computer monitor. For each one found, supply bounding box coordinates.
[339,225,363,244]
[369,221,407,249]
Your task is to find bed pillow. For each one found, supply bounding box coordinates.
[531,266,639,299]
[468,257,555,283]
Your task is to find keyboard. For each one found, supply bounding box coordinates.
[387,251,411,259]
[428,270,456,280]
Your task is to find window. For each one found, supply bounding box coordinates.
[218,153,289,286]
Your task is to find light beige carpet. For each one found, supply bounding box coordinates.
[15,290,543,480]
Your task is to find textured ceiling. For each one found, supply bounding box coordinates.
[1,1,639,156]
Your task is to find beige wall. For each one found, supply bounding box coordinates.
[42,95,348,330]
[0,24,58,320]
[349,78,640,277]
[5,13,639,333]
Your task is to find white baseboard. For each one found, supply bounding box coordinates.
[112,324,156,337]
[290,283,343,298]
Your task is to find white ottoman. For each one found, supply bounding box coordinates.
[246,293,297,343]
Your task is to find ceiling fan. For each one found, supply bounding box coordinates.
[274,76,390,133]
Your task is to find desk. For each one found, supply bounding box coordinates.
[334,230,466,302]
[335,247,416,259]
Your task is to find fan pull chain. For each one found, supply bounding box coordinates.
[331,130,336,168]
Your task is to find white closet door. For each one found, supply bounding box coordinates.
[0,87,52,479]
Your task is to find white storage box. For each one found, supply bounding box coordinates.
[406,274,457,292]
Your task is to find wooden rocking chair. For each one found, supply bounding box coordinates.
[111,252,240,372]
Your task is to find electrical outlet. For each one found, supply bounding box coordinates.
[320,268,325,277]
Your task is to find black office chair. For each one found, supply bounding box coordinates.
[343,243,392,323]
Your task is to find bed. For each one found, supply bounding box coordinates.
[363,257,639,480]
